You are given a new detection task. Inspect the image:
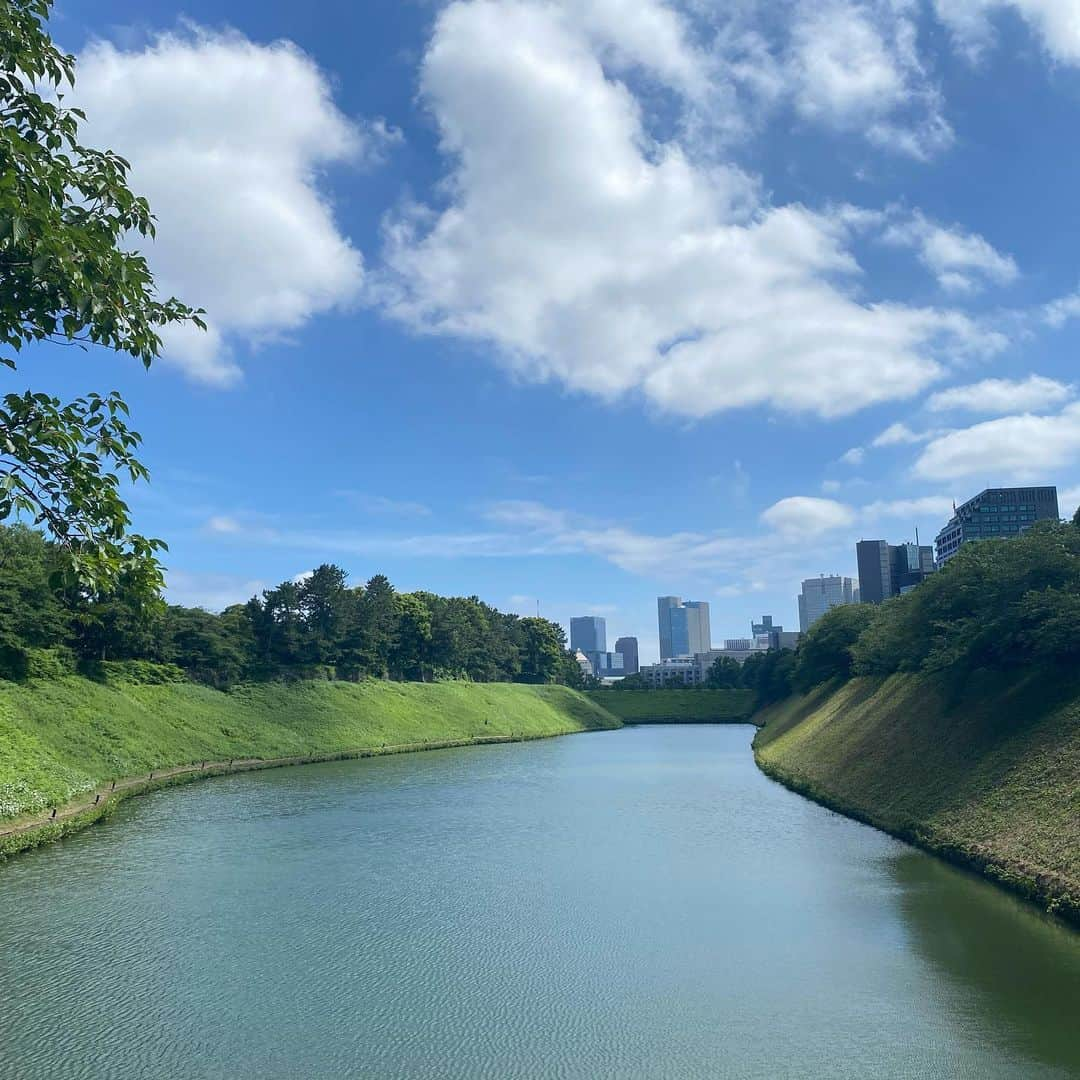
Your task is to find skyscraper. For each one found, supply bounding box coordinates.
[569,616,606,655]
[614,636,639,675]
[798,576,856,632]
[935,487,1060,565]
[657,597,711,658]
[857,540,935,603]
[657,596,680,660]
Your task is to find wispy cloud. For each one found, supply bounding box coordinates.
[335,491,432,517]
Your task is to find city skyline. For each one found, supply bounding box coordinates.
[563,484,1065,662]
[25,2,1080,668]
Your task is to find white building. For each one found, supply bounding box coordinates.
[797,575,856,633]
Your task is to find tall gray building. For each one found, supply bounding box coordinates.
[570,616,606,655]
[798,576,856,632]
[657,597,711,658]
[935,487,1059,565]
[857,540,935,603]
[614,636,639,675]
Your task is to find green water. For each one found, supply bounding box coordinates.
[1,725,1077,1079]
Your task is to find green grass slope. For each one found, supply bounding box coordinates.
[0,676,619,822]
[586,689,756,724]
[753,670,1080,923]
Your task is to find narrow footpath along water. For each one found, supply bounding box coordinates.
[1,725,1077,1080]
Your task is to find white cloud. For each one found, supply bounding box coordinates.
[378,0,1002,422]
[934,1,1080,65]
[840,447,866,465]
[915,403,1080,480]
[861,494,956,519]
[1043,288,1080,327]
[74,28,371,384]
[785,0,952,158]
[760,496,856,537]
[205,515,244,535]
[882,212,1018,294]
[926,375,1073,414]
[871,421,940,446]
[1060,485,1080,518]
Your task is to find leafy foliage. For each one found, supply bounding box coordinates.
[0,526,585,688]
[0,0,202,590]
[787,521,1080,692]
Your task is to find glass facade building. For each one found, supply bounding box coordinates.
[798,576,856,632]
[857,540,935,603]
[657,597,711,659]
[934,487,1059,565]
[570,616,607,655]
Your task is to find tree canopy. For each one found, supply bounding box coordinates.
[0,524,585,688]
[1,0,202,590]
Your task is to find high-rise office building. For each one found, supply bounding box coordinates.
[658,597,711,658]
[615,636,639,675]
[657,597,680,660]
[798,576,856,632]
[935,487,1059,565]
[857,540,935,603]
[570,616,606,655]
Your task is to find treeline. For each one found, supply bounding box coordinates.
[0,525,584,688]
[767,518,1080,699]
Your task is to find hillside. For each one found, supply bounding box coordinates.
[587,689,756,723]
[753,669,1080,923]
[0,675,619,848]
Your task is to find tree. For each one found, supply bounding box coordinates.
[794,604,875,691]
[392,593,432,681]
[0,0,202,591]
[298,564,349,666]
[517,617,567,684]
[706,655,742,689]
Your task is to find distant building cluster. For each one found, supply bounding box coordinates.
[638,609,799,687]
[569,616,638,681]
[569,486,1064,681]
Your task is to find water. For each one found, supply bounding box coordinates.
[1,725,1077,1079]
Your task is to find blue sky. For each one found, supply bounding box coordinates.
[23,0,1080,660]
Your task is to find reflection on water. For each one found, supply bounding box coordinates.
[0,725,1077,1080]
[889,851,1080,1076]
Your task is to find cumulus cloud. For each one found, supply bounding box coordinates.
[840,447,866,465]
[379,0,1001,421]
[760,496,856,537]
[926,375,1073,414]
[933,0,1080,65]
[861,494,956,519]
[785,0,952,158]
[871,421,941,446]
[73,28,373,384]
[915,403,1080,480]
[882,212,1018,294]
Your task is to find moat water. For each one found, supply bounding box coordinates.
[1,725,1077,1079]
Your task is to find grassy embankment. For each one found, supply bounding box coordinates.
[753,669,1080,924]
[0,674,619,854]
[587,689,756,724]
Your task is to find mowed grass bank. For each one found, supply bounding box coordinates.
[0,676,620,825]
[753,670,1080,923]
[588,689,756,724]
